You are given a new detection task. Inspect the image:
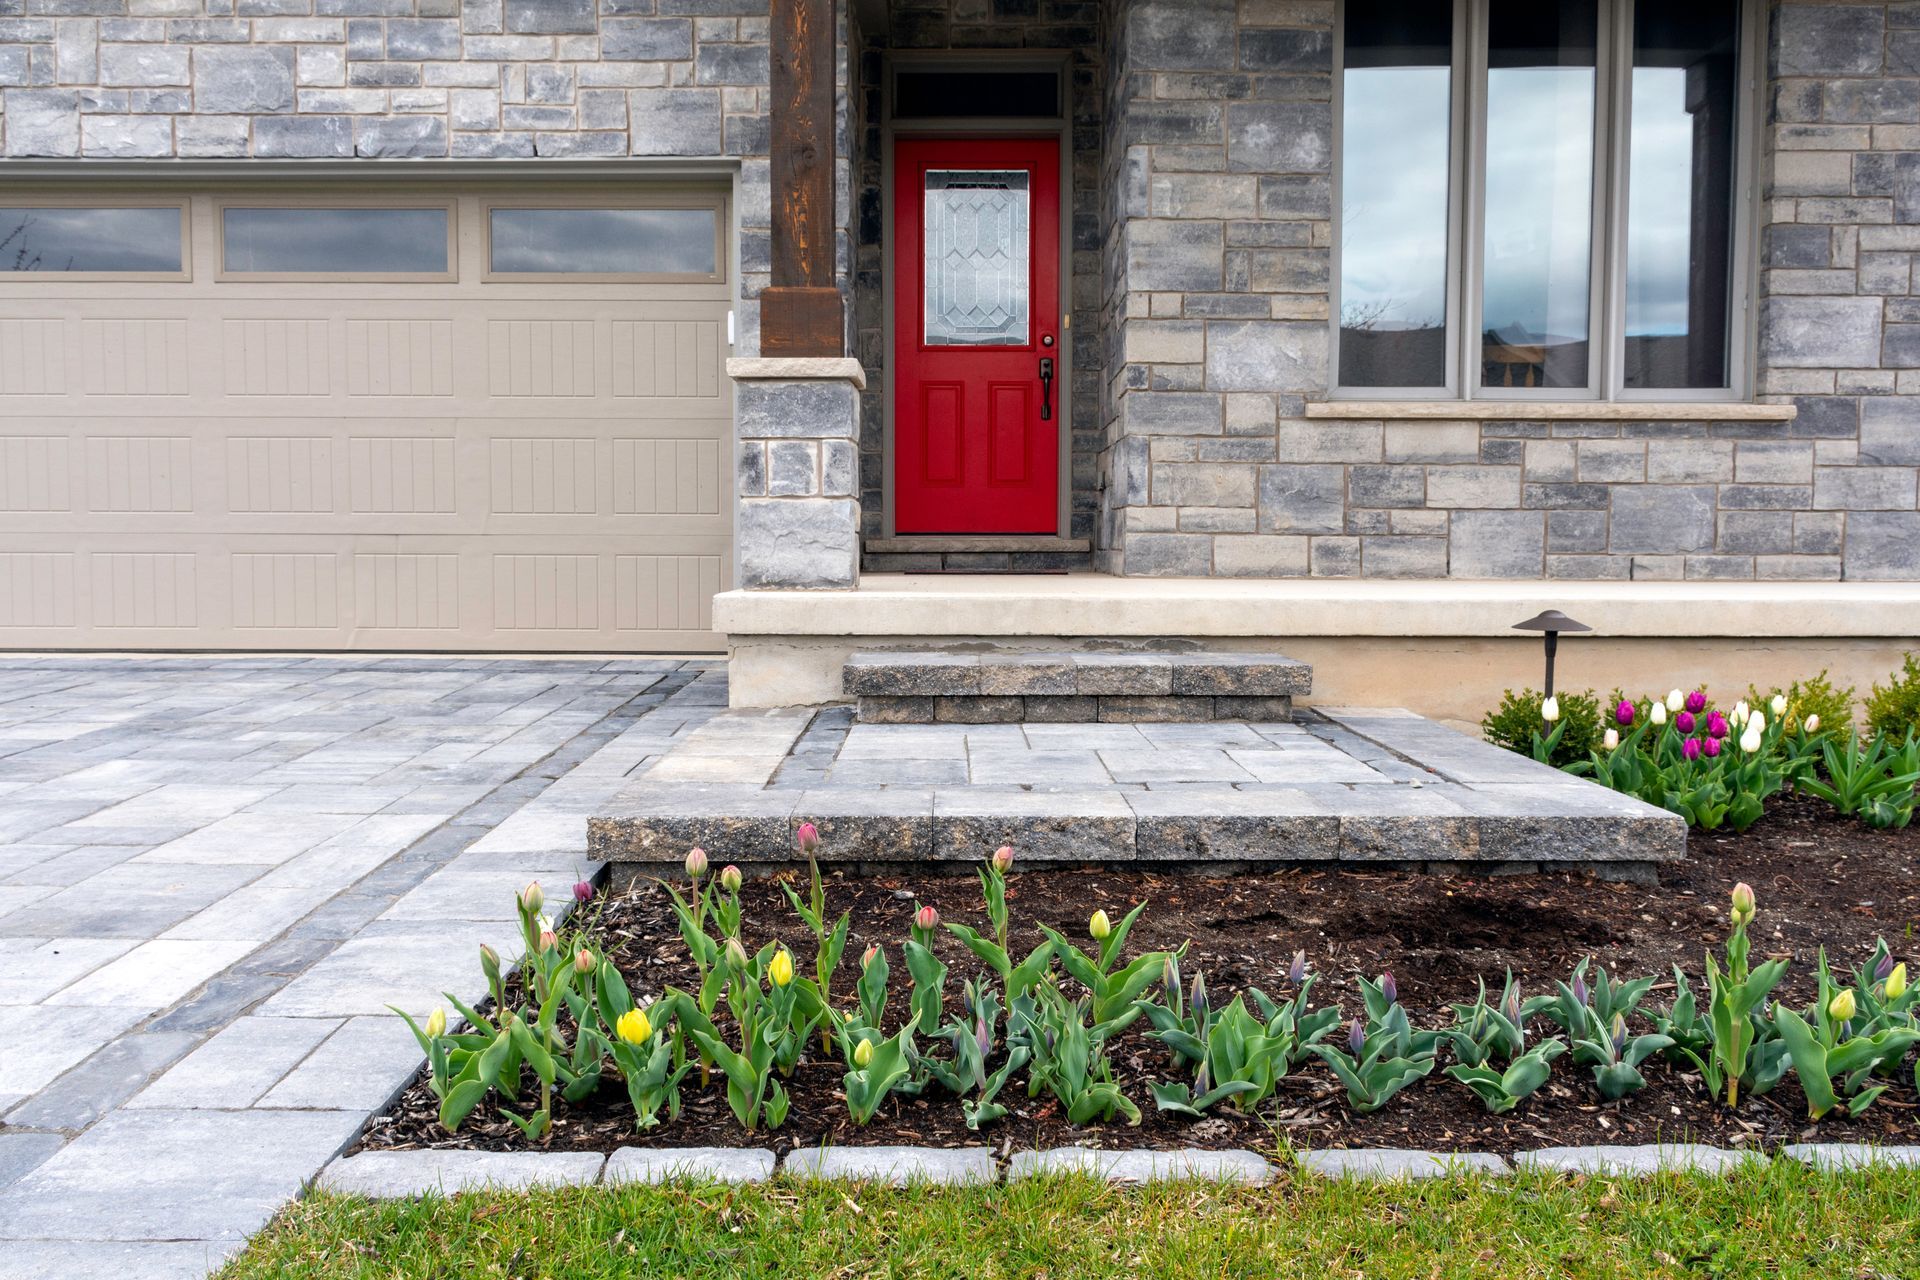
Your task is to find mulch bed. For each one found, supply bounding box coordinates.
[356,792,1920,1158]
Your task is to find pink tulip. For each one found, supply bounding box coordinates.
[1704,736,1722,758]
[1615,700,1635,727]
[572,879,595,904]
[1675,711,1695,734]
[1682,737,1703,761]
[684,847,708,879]
[992,845,1015,873]
[1685,690,1707,714]
[796,822,820,856]
[913,904,940,932]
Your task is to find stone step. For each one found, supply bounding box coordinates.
[843,650,1312,724]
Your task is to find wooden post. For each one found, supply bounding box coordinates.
[762,0,844,357]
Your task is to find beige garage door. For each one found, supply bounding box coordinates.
[0,184,733,652]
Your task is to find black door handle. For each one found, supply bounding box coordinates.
[1039,357,1054,422]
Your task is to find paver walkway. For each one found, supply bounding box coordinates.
[0,656,724,1279]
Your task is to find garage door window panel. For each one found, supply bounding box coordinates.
[0,204,188,279]
[217,205,456,281]
[484,203,725,282]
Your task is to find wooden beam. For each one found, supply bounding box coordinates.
[762,0,845,358]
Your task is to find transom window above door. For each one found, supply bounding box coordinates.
[1335,0,1753,401]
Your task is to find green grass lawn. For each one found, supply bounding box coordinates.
[224,1157,1920,1280]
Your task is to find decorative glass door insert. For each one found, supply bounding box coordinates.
[923,170,1030,347]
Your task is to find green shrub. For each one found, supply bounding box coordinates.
[1747,669,1856,735]
[1481,688,1601,767]
[1867,653,1920,741]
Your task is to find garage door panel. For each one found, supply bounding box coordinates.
[0,184,734,653]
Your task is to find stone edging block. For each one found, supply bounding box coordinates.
[604,1146,776,1185]
[783,1145,995,1187]
[1007,1147,1273,1185]
[1297,1149,1510,1180]
[1512,1144,1758,1176]
[1782,1143,1920,1170]
[318,1151,606,1198]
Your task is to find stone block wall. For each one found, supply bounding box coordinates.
[1096,0,1334,576]
[733,368,863,588]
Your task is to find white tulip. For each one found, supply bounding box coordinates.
[1740,724,1763,754]
[1666,689,1685,713]
[1541,695,1560,723]
[1770,693,1787,719]
[1650,702,1667,727]
[1603,727,1619,751]
[1733,700,1750,726]
[1805,714,1821,734]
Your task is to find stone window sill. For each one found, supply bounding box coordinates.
[1306,400,1797,422]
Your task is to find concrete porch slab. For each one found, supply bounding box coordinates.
[590,707,1684,875]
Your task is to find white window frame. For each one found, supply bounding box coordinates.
[1330,0,1763,403]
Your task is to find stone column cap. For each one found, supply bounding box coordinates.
[727,357,867,390]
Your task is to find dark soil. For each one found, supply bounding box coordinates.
[356,792,1920,1158]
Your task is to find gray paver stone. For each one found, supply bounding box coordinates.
[1008,1147,1273,1185]
[0,1131,67,1192]
[1781,1143,1920,1170]
[1513,1145,1757,1176]
[319,1150,607,1197]
[603,1146,776,1185]
[1298,1149,1510,1180]
[784,1145,996,1186]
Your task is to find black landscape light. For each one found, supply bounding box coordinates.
[1512,609,1591,698]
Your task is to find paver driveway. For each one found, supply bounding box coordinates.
[0,656,725,1278]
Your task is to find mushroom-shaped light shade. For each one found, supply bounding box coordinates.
[1511,609,1593,634]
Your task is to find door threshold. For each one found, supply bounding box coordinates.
[868,535,1091,554]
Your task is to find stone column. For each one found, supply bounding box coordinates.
[729,359,865,589]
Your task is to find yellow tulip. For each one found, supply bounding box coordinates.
[853,1037,874,1068]
[769,948,795,988]
[616,1008,652,1045]
[424,1007,447,1039]
[1829,989,1857,1023]
[1089,910,1111,940]
[1888,964,1908,1001]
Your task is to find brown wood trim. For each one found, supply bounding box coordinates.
[764,0,843,357]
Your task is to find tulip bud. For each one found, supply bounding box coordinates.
[575,948,594,974]
[1685,690,1707,715]
[1830,989,1857,1023]
[1089,909,1111,940]
[1609,1012,1628,1057]
[724,936,748,972]
[1666,689,1685,713]
[1675,710,1695,735]
[1288,949,1308,985]
[1770,694,1787,719]
[913,904,940,932]
[1603,727,1619,751]
[685,846,709,879]
[1733,700,1750,726]
[1704,736,1722,758]
[537,929,558,954]
[769,947,794,988]
[1572,970,1589,1008]
[479,943,500,975]
[1740,724,1762,755]
[1875,951,1896,982]
[1730,882,1755,924]
[1804,714,1821,735]
[1540,695,1560,723]
[616,1008,652,1045]
[1348,1017,1366,1057]
[992,844,1015,873]
[1650,702,1667,727]
[862,944,880,969]
[1615,699,1635,727]
[573,879,595,904]
[1748,711,1766,737]
[1707,711,1730,740]
[853,1037,874,1068]
[1380,971,1397,1005]
[1163,953,1180,996]
[1191,971,1209,1022]
[425,1007,447,1039]
[1502,983,1522,1025]
[1888,964,1908,1001]
[796,822,820,856]
[519,881,544,915]
[1682,737,1703,762]
[719,864,742,893]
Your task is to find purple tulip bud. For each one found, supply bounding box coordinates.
[1875,952,1896,982]
[1704,736,1722,758]
[1348,1017,1366,1057]
[1615,699,1635,727]
[975,1011,992,1059]
[1610,1012,1628,1058]
[1502,984,1521,1024]
[1707,711,1730,740]
[1682,737,1703,762]
[1572,970,1590,1008]
[1192,971,1209,1022]
[1195,1060,1211,1094]
[1685,690,1707,715]
[1380,971,1397,1005]
[572,879,595,904]
[1675,710,1696,734]
[1287,949,1308,986]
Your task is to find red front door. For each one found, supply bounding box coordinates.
[894,136,1061,534]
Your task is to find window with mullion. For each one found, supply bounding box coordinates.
[1333,0,1747,400]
